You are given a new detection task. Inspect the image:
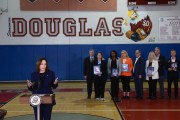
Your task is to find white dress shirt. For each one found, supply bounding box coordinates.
[133,56,140,72]
[171,57,176,62]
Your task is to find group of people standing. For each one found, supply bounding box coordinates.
[84,47,180,101]
[84,51,107,101]
[25,47,179,120]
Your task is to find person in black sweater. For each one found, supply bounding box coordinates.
[107,50,122,101]
[154,47,166,99]
[93,52,107,101]
[83,49,97,99]
[167,49,180,99]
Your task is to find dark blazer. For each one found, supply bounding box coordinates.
[83,56,97,76]
[133,57,145,78]
[157,55,166,76]
[28,70,58,105]
[93,59,107,79]
[167,57,180,79]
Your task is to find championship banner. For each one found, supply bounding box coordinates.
[0,0,180,45]
[20,0,117,11]
[128,0,176,5]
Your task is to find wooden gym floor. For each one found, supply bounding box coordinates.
[1,81,180,120]
[0,82,122,120]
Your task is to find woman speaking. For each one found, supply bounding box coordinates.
[27,58,58,120]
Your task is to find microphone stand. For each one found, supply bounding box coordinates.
[33,81,41,120]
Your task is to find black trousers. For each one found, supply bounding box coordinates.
[33,104,53,120]
[168,76,178,98]
[134,75,143,98]
[94,76,106,98]
[121,76,131,92]
[148,78,157,98]
[86,75,94,97]
[110,77,119,99]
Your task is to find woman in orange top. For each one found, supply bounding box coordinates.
[120,50,133,99]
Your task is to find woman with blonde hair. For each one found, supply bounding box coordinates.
[145,51,159,100]
[120,50,133,99]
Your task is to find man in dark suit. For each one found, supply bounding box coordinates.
[167,49,179,99]
[84,49,97,99]
[133,50,144,99]
[154,47,166,99]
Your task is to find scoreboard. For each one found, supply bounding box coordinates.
[128,0,176,5]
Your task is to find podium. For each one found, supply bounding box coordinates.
[20,94,55,104]
[20,94,55,120]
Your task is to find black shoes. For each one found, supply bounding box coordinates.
[87,96,91,99]
[126,96,130,99]
[168,96,178,99]
[122,96,130,100]
[148,96,156,100]
[136,96,143,99]
[122,96,126,99]
[175,96,178,100]
[113,97,121,102]
[160,96,164,99]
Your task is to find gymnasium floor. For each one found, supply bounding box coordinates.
[0,82,121,120]
[0,82,180,120]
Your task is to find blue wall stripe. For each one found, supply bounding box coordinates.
[0,46,9,80]
[0,44,179,81]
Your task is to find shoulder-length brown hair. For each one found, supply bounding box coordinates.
[36,58,49,72]
[97,51,103,60]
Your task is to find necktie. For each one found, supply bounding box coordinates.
[90,57,92,62]
[90,57,94,62]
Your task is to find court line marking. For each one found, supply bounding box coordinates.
[2,90,120,120]
[3,102,115,105]
[121,109,180,111]
[114,102,125,120]
[4,110,117,112]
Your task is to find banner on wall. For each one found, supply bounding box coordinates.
[6,2,153,44]
[20,0,117,11]
[159,16,180,41]
[124,10,152,42]
[128,0,176,5]
[9,14,152,42]
[1,0,180,45]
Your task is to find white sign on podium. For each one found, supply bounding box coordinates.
[30,95,42,120]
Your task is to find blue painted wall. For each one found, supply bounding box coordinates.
[0,44,179,81]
